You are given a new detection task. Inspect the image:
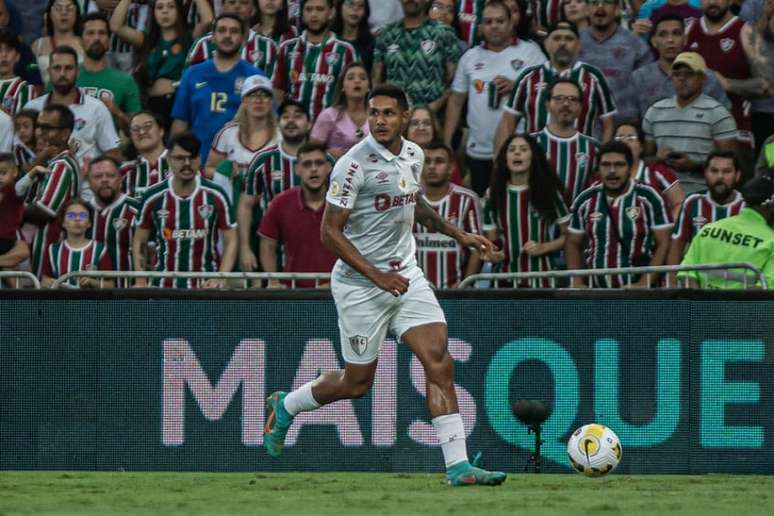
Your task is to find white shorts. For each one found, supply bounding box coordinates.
[332,266,447,364]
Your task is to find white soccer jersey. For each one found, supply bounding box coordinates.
[23,89,121,167]
[212,122,279,175]
[0,111,12,152]
[451,41,547,159]
[327,134,424,284]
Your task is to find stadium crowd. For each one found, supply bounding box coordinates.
[0,0,772,289]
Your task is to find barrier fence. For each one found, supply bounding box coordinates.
[1,292,772,474]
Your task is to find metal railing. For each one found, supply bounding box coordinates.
[50,271,332,289]
[458,263,768,290]
[0,271,41,289]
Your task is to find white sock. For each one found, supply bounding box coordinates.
[282,381,321,416]
[432,413,468,469]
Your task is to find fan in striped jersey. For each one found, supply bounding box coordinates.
[0,76,37,116]
[41,239,112,288]
[185,29,279,79]
[120,151,172,201]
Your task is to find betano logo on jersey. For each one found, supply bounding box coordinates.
[374,192,417,212]
[163,228,208,241]
[290,71,335,84]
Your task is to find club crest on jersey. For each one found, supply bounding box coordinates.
[575,153,589,167]
[330,180,340,195]
[626,206,641,221]
[349,335,368,356]
[74,118,86,131]
[590,211,603,222]
[234,77,245,94]
[375,171,390,185]
[198,204,214,219]
[2,98,13,111]
[720,38,735,52]
[534,81,547,93]
[250,50,264,62]
[421,40,436,55]
[325,53,340,65]
[112,218,127,231]
[510,59,524,71]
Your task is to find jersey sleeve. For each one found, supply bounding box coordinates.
[326,155,365,210]
[440,25,463,64]
[504,67,534,117]
[568,196,588,234]
[124,76,143,114]
[36,161,75,216]
[41,243,55,279]
[215,191,237,230]
[671,197,693,241]
[0,113,12,152]
[642,186,672,229]
[482,197,496,233]
[590,67,617,118]
[211,125,232,155]
[273,43,289,93]
[185,36,208,68]
[136,194,156,230]
[709,104,738,140]
[243,153,266,196]
[463,191,483,235]
[554,190,571,224]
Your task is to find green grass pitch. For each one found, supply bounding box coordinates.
[1,472,773,515]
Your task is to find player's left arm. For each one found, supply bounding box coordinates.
[717,24,774,98]
[414,195,500,261]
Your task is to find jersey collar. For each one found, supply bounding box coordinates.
[366,134,411,162]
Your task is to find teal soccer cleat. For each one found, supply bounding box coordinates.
[263,391,293,458]
[446,461,507,486]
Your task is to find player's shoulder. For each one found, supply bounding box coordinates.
[248,143,280,168]
[215,121,240,138]
[449,183,481,202]
[633,182,666,204]
[574,183,604,205]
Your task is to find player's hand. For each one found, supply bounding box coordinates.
[459,232,501,262]
[27,165,52,178]
[79,276,94,289]
[631,19,653,35]
[492,76,514,96]
[372,270,409,297]
[522,240,547,257]
[656,145,675,162]
[239,248,258,272]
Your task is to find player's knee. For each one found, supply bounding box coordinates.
[424,351,454,384]
[347,380,372,399]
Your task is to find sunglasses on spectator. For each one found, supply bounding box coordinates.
[65,212,90,220]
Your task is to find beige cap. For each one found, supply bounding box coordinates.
[241,74,274,97]
[672,52,707,74]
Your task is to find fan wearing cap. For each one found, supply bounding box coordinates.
[643,52,738,194]
[204,74,279,206]
[678,175,774,289]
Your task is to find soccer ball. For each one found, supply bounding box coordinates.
[566,423,622,477]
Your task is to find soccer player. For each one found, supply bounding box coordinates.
[533,77,599,208]
[258,142,336,288]
[87,155,140,284]
[0,29,36,116]
[414,141,483,289]
[132,132,237,289]
[444,0,546,196]
[667,150,746,267]
[483,134,570,288]
[263,84,507,486]
[121,111,171,201]
[494,20,616,155]
[170,13,263,163]
[565,141,672,288]
[21,104,80,278]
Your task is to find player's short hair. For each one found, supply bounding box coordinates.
[597,141,634,168]
[368,84,409,111]
[0,28,21,53]
[42,103,75,132]
[0,152,17,168]
[297,141,328,161]
[423,141,453,161]
[49,45,79,65]
[89,154,121,173]
[653,13,685,33]
[213,12,247,34]
[59,197,94,225]
[547,77,582,100]
[167,132,201,157]
[81,11,111,34]
[705,150,741,172]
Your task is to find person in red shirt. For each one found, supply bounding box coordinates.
[0,152,23,255]
[258,141,336,288]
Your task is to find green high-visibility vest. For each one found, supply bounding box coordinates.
[678,208,774,288]
[766,141,774,167]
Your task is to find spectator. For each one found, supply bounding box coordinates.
[41,197,114,288]
[503,0,535,40]
[132,132,237,288]
[0,153,23,256]
[170,13,262,163]
[367,0,404,34]
[77,12,142,133]
[310,61,370,159]
[406,105,463,186]
[206,74,279,203]
[643,52,738,194]
[83,0,150,73]
[632,14,730,121]
[0,0,42,87]
[23,46,122,172]
[562,0,591,31]
[0,233,28,281]
[32,0,84,85]
[111,0,210,126]
[495,20,616,155]
[87,154,140,282]
[0,29,36,116]
[121,111,171,200]
[373,0,462,113]
[414,141,483,288]
[678,175,774,288]
[614,122,685,221]
[237,99,310,272]
[186,0,278,79]
[756,133,774,177]
[13,109,36,170]
[456,0,490,48]
[274,0,358,122]
[740,0,774,151]
[565,141,672,288]
[258,141,336,287]
[533,77,599,208]
[578,0,653,123]
[252,0,298,44]
[444,0,546,197]
[332,0,374,73]
[531,0,565,33]
[686,0,772,148]
[667,150,745,270]
[483,133,570,288]
[0,107,10,151]
[632,0,702,39]
[19,103,80,278]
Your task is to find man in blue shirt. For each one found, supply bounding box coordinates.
[170,13,264,163]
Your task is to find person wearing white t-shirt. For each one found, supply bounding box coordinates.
[444,0,546,196]
[262,84,507,487]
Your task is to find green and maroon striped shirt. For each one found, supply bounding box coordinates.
[533,127,599,208]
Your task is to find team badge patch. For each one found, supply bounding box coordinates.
[74,118,86,131]
[349,335,368,356]
[325,53,340,65]
[112,218,127,231]
[330,180,340,195]
[198,204,214,219]
[510,59,524,71]
[421,40,436,55]
[626,206,641,221]
[235,77,245,92]
[720,38,735,52]
[576,153,589,167]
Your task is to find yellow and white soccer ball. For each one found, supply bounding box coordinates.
[566,423,622,477]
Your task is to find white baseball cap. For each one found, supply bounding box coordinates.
[241,74,274,97]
